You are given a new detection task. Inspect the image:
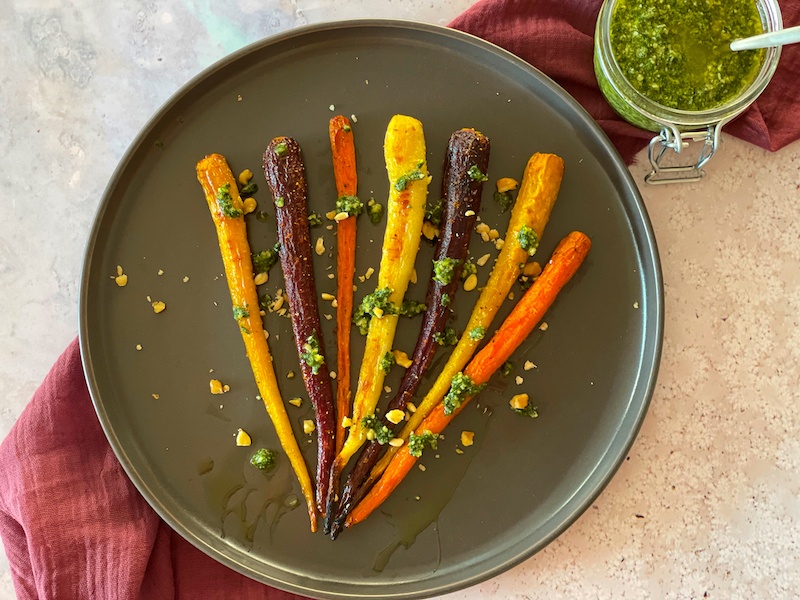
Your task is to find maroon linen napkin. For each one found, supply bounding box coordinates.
[0,339,304,599]
[449,0,800,163]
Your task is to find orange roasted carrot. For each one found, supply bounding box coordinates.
[330,115,359,456]
[347,230,592,527]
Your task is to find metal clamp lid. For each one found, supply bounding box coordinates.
[645,121,727,185]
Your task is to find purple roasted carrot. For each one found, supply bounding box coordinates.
[327,128,490,538]
[263,137,335,516]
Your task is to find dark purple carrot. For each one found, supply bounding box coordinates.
[263,137,336,516]
[327,128,490,538]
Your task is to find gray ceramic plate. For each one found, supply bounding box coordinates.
[80,20,662,600]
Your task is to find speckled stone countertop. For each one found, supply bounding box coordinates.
[1,1,798,598]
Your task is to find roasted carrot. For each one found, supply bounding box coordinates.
[325,114,430,528]
[329,116,359,457]
[263,138,336,517]
[368,152,565,481]
[328,128,491,538]
[196,153,317,532]
[347,230,592,527]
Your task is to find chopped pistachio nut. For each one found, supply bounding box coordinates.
[509,393,529,410]
[385,409,405,425]
[238,169,253,185]
[523,261,542,277]
[235,429,252,447]
[463,273,478,292]
[496,177,518,193]
[242,197,257,214]
[209,379,229,394]
[393,349,412,368]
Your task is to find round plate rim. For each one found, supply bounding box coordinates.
[79,18,664,599]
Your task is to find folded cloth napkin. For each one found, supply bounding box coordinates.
[0,340,303,600]
[450,0,800,163]
[3,2,800,599]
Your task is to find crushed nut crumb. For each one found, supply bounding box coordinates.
[303,420,316,434]
[289,397,303,407]
[515,376,523,385]
[235,429,252,446]
[460,431,475,447]
[151,300,166,313]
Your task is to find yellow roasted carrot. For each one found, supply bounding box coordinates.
[369,152,565,479]
[196,153,317,532]
[324,115,430,527]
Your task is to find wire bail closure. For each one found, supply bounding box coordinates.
[645,121,726,185]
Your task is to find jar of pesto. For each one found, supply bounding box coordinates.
[594,0,783,184]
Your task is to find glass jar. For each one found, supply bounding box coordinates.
[594,0,783,184]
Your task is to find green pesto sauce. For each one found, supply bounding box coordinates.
[308,212,323,227]
[250,448,277,471]
[433,327,458,347]
[441,293,451,307]
[408,430,439,457]
[252,243,280,274]
[517,225,539,256]
[361,414,393,445]
[366,199,384,224]
[300,332,325,375]
[216,184,242,219]
[443,372,486,415]
[232,304,249,320]
[468,326,486,341]
[240,181,258,196]
[433,257,462,285]
[394,168,425,192]
[493,190,514,213]
[610,0,764,111]
[399,298,427,317]
[461,258,477,280]
[353,287,397,335]
[335,195,364,217]
[425,198,444,225]
[467,164,488,182]
[380,351,396,374]
[274,196,285,208]
[513,403,539,419]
